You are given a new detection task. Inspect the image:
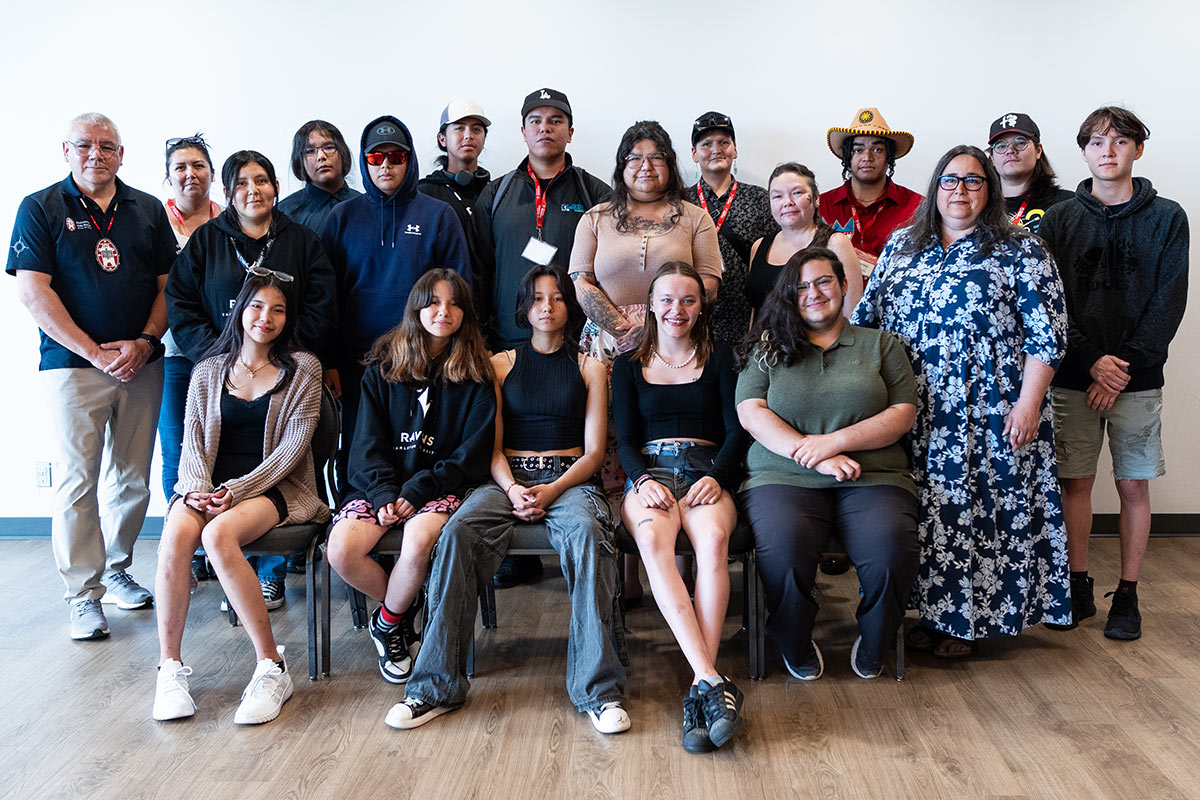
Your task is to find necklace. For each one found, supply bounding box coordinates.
[239,357,270,378]
[653,347,697,369]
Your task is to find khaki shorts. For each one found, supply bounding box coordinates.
[1050,387,1165,480]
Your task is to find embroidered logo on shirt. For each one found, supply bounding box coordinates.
[65,218,76,231]
[560,203,586,213]
[10,237,28,257]
[405,224,421,235]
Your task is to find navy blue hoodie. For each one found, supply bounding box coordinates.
[320,116,470,358]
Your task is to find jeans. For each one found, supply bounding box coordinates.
[405,463,625,712]
[741,483,919,669]
[623,441,718,499]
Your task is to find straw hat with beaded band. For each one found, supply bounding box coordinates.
[827,108,914,159]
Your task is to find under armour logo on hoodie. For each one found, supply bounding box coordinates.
[405,224,422,235]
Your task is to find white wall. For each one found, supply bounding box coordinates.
[2,0,1197,516]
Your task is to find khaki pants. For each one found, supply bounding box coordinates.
[41,360,163,601]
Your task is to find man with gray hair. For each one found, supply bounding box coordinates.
[7,113,177,640]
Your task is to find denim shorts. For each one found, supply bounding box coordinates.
[1051,387,1165,480]
[623,441,718,500]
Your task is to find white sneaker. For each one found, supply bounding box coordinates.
[234,647,293,725]
[586,701,631,734]
[153,659,196,720]
[384,697,454,730]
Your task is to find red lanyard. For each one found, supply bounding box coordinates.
[850,204,865,249]
[167,199,218,229]
[528,163,564,238]
[81,197,116,234]
[1009,197,1030,226]
[696,179,738,232]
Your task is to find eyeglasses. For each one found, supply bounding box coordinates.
[796,276,838,292]
[303,144,339,158]
[624,153,668,167]
[166,135,208,150]
[246,265,294,283]
[365,150,407,166]
[991,136,1034,154]
[937,175,987,192]
[68,140,120,158]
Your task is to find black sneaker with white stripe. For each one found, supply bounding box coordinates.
[368,606,413,684]
[385,697,454,729]
[698,677,744,748]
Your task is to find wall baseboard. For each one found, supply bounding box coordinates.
[0,514,1196,540]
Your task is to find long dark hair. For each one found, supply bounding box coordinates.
[736,248,845,370]
[900,144,1024,257]
[608,121,684,233]
[632,262,713,368]
[289,120,353,184]
[202,273,298,393]
[221,150,279,206]
[986,140,1064,209]
[364,269,493,385]
[514,264,584,353]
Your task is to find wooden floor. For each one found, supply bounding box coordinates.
[4,537,1200,800]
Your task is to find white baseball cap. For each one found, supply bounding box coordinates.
[440,99,491,129]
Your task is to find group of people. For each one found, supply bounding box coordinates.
[7,91,1187,754]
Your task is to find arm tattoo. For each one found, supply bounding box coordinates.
[573,277,629,335]
[636,518,653,528]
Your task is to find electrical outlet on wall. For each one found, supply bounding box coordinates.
[35,462,52,488]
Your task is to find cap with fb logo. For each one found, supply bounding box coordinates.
[440,99,491,130]
[988,112,1041,144]
[364,120,411,153]
[521,88,572,124]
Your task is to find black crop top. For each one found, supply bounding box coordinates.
[212,390,270,485]
[611,341,748,491]
[501,343,587,451]
[746,228,835,312]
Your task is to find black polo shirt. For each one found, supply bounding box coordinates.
[6,175,177,370]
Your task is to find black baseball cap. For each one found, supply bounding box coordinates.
[988,112,1040,144]
[692,111,735,146]
[521,88,572,124]
[363,120,411,153]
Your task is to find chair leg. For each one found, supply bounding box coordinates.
[306,539,318,681]
[466,627,476,678]
[740,556,750,633]
[481,584,497,630]
[748,551,765,681]
[226,599,238,627]
[320,542,331,677]
[350,586,368,630]
[895,618,906,682]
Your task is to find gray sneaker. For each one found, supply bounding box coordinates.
[101,571,153,610]
[70,599,110,640]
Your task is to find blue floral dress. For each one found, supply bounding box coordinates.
[851,227,1071,639]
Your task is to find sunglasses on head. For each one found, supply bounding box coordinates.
[365,150,408,166]
[246,265,294,283]
[166,135,208,150]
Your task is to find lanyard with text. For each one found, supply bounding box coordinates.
[528,163,564,240]
[1009,198,1030,227]
[81,197,121,272]
[696,179,739,233]
[167,199,218,229]
[231,236,275,274]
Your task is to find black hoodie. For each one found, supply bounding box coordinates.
[1040,177,1189,392]
[165,206,338,364]
[347,363,496,511]
[418,166,491,321]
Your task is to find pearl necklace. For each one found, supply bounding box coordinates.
[653,347,697,369]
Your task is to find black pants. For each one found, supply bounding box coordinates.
[741,483,918,668]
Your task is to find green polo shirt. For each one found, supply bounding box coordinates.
[735,323,917,495]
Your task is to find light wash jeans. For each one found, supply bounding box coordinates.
[405,462,625,712]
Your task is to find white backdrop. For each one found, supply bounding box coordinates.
[1,0,1196,517]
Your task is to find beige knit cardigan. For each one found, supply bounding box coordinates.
[173,350,331,525]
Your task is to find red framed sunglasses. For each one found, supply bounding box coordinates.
[365,150,408,166]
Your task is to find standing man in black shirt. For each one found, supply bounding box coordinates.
[8,113,177,640]
[278,120,361,235]
[986,112,1072,235]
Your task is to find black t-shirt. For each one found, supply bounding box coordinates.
[1005,189,1074,236]
[6,176,177,369]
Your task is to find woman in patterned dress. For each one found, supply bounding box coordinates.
[851,145,1071,657]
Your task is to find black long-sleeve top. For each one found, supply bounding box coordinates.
[611,341,748,492]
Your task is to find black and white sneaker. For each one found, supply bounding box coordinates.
[260,580,286,611]
[783,640,824,681]
[682,685,714,754]
[698,677,744,748]
[368,606,413,684]
[1104,586,1142,641]
[385,697,454,729]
